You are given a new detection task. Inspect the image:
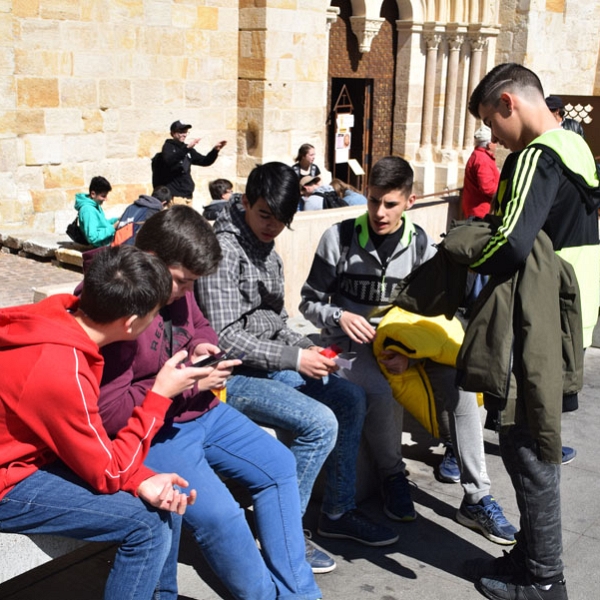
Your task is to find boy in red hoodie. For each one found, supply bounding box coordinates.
[0,246,201,600]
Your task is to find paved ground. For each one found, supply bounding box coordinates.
[0,251,82,308]
[1,253,599,599]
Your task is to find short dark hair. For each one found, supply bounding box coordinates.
[368,156,414,195]
[135,204,222,276]
[468,62,544,118]
[79,246,172,323]
[209,178,233,200]
[245,162,299,227]
[294,143,314,163]
[151,186,173,206]
[89,176,112,196]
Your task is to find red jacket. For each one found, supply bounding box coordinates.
[462,146,500,218]
[0,295,171,499]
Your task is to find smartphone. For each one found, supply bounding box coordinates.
[190,349,245,368]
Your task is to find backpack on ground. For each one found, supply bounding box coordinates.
[66,217,88,245]
[313,190,349,209]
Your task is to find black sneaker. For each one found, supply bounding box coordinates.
[456,495,517,545]
[304,534,336,574]
[478,577,568,600]
[318,510,399,547]
[382,472,417,521]
[464,548,527,582]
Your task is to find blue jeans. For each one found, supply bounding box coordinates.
[226,369,366,515]
[499,423,563,582]
[0,462,177,600]
[145,402,321,600]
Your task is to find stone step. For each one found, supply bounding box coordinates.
[1,229,86,270]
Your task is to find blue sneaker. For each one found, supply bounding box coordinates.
[456,495,517,545]
[304,533,336,573]
[382,472,417,521]
[561,446,576,465]
[318,510,399,547]
[438,444,461,483]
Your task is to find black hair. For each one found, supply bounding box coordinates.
[79,246,172,323]
[368,156,414,194]
[89,176,112,196]
[208,179,233,200]
[468,62,544,118]
[294,143,314,163]
[245,162,299,227]
[135,204,222,276]
[151,186,173,206]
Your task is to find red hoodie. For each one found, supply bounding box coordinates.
[0,295,172,499]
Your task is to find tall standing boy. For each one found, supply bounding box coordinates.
[461,63,600,600]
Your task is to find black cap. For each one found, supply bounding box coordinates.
[170,120,192,133]
[545,95,564,112]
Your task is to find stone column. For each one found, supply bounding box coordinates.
[463,34,487,149]
[441,33,464,151]
[419,31,442,156]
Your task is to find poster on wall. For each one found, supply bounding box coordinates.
[335,113,354,164]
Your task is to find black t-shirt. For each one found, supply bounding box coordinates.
[367,221,404,265]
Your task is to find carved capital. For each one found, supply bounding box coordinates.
[468,34,488,52]
[423,32,442,51]
[349,16,385,53]
[447,35,464,52]
[326,5,340,31]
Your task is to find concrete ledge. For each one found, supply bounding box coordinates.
[32,282,81,303]
[0,534,89,582]
[54,247,86,269]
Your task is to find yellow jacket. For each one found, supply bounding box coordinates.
[373,307,467,437]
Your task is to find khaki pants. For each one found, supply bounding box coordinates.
[172,196,192,205]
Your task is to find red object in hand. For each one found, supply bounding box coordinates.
[319,345,342,359]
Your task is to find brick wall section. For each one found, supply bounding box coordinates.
[328,0,398,178]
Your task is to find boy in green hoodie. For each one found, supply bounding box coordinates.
[74,176,118,247]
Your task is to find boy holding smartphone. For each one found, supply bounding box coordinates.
[0,246,198,600]
[97,205,321,600]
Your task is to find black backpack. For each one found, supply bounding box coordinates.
[313,190,348,209]
[151,152,171,188]
[66,217,88,245]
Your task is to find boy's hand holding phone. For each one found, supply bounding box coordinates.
[189,348,244,393]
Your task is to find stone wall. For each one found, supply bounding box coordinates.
[3,0,600,234]
[496,0,600,95]
[1,0,239,233]
[237,0,331,177]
